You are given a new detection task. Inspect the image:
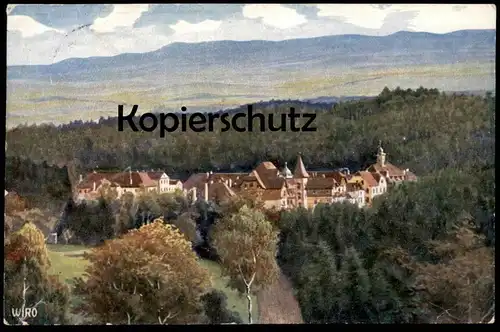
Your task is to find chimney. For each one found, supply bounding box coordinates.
[79,174,83,183]
[93,182,96,191]
[229,178,232,187]
[192,187,197,204]
[129,169,133,185]
[321,174,325,178]
[204,182,209,201]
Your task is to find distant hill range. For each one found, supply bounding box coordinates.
[7,29,495,83]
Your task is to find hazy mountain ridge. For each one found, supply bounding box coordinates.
[7,29,496,83]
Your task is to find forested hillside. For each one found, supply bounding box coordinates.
[4,87,495,324]
[278,167,495,323]
[5,87,495,179]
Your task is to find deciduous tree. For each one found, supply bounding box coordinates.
[4,222,70,325]
[411,223,495,323]
[73,220,211,324]
[211,205,279,324]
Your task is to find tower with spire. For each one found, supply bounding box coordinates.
[294,153,309,208]
[376,141,386,167]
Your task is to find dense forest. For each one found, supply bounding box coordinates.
[5,157,72,210]
[4,87,496,324]
[6,87,495,180]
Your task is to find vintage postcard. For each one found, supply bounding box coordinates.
[5,4,496,325]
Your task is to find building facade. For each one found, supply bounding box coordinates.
[183,145,417,210]
[75,170,183,201]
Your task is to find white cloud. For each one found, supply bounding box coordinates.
[315,4,496,33]
[407,4,496,33]
[316,5,390,29]
[90,4,150,33]
[242,4,307,29]
[6,4,496,65]
[8,15,63,38]
[169,20,222,34]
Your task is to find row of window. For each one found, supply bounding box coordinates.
[372,186,386,195]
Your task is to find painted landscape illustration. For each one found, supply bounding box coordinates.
[4,4,496,325]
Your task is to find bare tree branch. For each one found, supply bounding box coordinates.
[237,264,250,287]
[430,302,461,323]
[158,310,179,325]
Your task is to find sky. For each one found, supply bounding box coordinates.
[7,4,497,66]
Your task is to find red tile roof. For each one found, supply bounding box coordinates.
[208,182,236,202]
[371,172,384,183]
[367,162,405,177]
[306,177,336,190]
[147,171,166,181]
[76,172,111,189]
[183,173,209,191]
[78,171,157,189]
[357,171,378,188]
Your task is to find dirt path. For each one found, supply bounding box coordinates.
[257,273,304,324]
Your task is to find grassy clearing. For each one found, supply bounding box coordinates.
[47,245,90,283]
[199,259,258,323]
[46,244,257,323]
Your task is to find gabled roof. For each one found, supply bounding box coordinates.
[252,163,284,189]
[306,177,336,190]
[367,162,405,177]
[208,182,236,202]
[294,154,310,178]
[357,171,378,188]
[371,172,385,183]
[314,171,347,184]
[183,173,209,191]
[107,172,156,188]
[208,172,246,185]
[76,172,111,189]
